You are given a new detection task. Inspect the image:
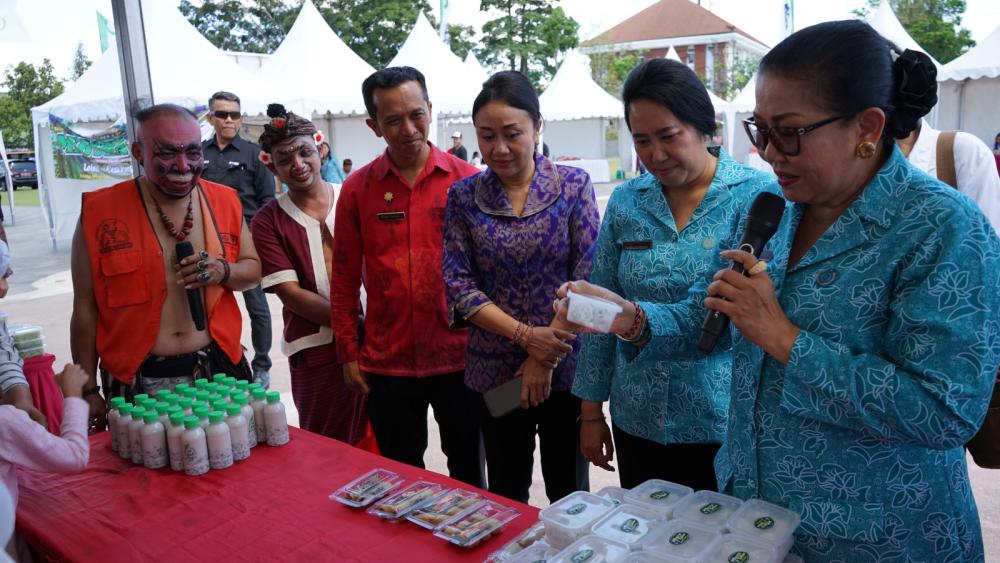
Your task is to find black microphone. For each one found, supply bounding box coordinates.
[175,241,206,331]
[698,192,786,354]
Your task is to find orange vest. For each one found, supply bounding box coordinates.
[81,179,245,383]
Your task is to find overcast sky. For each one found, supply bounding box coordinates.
[1,0,998,82]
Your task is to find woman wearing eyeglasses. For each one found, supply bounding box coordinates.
[561,20,999,560]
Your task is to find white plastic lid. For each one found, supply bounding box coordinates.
[704,533,780,563]
[725,499,801,545]
[539,491,615,533]
[505,543,557,563]
[622,479,693,517]
[639,519,721,561]
[548,535,630,563]
[590,503,664,549]
[594,486,628,507]
[671,490,743,528]
[566,290,623,333]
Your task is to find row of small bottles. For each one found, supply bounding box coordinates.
[104,374,289,476]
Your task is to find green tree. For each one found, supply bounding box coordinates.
[479,0,579,87]
[853,0,975,63]
[70,42,92,80]
[448,24,476,61]
[179,0,299,53]
[707,54,758,101]
[589,51,642,98]
[318,0,437,68]
[0,60,65,148]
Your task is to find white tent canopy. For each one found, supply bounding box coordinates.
[940,24,1000,81]
[664,46,682,62]
[868,0,942,70]
[540,51,623,122]
[464,51,489,86]
[936,25,1000,146]
[259,0,374,116]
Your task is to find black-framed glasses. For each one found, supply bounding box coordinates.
[212,110,242,121]
[743,115,851,156]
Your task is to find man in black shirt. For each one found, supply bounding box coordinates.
[201,90,275,387]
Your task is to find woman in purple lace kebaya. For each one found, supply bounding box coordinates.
[442,71,600,503]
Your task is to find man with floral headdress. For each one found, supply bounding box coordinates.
[251,104,368,443]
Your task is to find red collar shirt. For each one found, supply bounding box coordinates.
[331,144,479,376]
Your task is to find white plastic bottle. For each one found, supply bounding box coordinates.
[178,397,194,416]
[224,404,250,461]
[115,403,133,460]
[206,411,234,470]
[234,394,257,448]
[263,391,289,446]
[154,401,171,428]
[140,411,168,469]
[194,407,210,430]
[166,412,186,472]
[128,407,146,465]
[107,396,125,452]
[250,388,267,445]
[181,416,209,476]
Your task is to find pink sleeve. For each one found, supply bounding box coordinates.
[0,397,89,474]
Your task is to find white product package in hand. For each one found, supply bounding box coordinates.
[566,290,623,333]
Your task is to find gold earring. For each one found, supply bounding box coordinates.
[855,141,876,159]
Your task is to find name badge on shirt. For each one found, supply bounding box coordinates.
[622,240,653,250]
[377,211,406,222]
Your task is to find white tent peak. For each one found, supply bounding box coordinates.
[664,46,682,62]
[868,0,942,70]
[730,73,756,112]
[540,51,623,121]
[259,0,374,115]
[940,24,1000,81]
[464,51,489,84]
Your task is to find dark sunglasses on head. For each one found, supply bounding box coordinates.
[743,114,852,157]
[212,110,242,120]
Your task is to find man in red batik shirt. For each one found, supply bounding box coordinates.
[330,67,484,487]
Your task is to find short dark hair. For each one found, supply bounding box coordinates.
[759,20,937,145]
[133,103,197,124]
[361,67,429,119]
[209,91,241,109]
[622,59,716,136]
[472,71,541,128]
[343,158,352,165]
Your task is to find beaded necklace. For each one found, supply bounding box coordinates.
[153,191,195,241]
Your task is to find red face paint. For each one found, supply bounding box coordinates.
[137,117,205,198]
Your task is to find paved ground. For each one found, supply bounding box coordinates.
[4,196,997,558]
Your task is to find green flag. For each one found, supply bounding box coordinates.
[97,11,114,53]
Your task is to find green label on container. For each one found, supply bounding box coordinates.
[728,551,751,563]
[566,503,587,515]
[619,518,640,534]
[700,502,722,515]
[669,532,690,545]
[649,490,670,500]
[571,549,594,562]
[754,516,775,530]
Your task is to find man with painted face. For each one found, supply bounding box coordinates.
[70,104,261,430]
[201,91,276,388]
[330,67,484,486]
[250,104,367,443]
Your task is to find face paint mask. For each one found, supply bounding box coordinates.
[143,140,205,198]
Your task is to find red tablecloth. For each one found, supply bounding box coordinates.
[16,428,538,562]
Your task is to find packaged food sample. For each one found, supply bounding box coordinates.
[639,519,721,562]
[367,480,443,521]
[622,479,692,518]
[504,543,558,563]
[433,500,520,547]
[594,486,628,507]
[671,490,743,530]
[8,324,42,344]
[548,535,630,563]
[484,520,547,562]
[565,290,623,333]
[539,491,615,549]
[725,499,800,554]
[590,503,664,550]
[406,488,483,529]
[703,533,780,563]
[330,468,404,508]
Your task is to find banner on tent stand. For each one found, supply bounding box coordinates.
[49,115,133,180]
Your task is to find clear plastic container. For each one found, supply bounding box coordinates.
[406,488,483,530]
[539,491,616,549]
[14,336,43,350]
[703,533,780,563]
[622,479,693,518]
[368,480,443,521]
[485,520,548,562]
[433,500,520,547]
[566,290,623,333]
[590,503,664,550]
[638,519,721,562]
[8,324,42,344]
[16,343,45,359]
[548,535,630,563]
[505,543,558,563]
[671,490,743,530]
[329,468,404,508]
[594,486,628,507]
[725,499,800,553]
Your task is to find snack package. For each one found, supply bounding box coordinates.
[329,468,404,508]
[566,290,623,333]
[590,503,664,550]
[539,491,616,549]
[367,480,443,521]
[406,488,483,529]
[484,521,547,562]
[622,479,693,518]
[433,500,520,548]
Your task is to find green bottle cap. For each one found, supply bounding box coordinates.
[109,396,126,407]
[207,393,222,405]
[212,373,227,382]
[235,381,249,392]
[205,382,219,393]
[183,416,200,429]
[225,404,242,416]
[181,388,197,399]
[228,388,242,399]
[194,379,209,389]
[155,389,171,400]
[208,411,225,424]
[233,394,248,406]
[247,382,263,393]
[131,407,146,418]
[119,404,133,416]
[174,383,190,393]
[195,390,210,402]
[141,398,158,411]
[155,402,170,415]
[194,407,210,420]
[142,412,158,424]
[178,397,193,409]
[266,391,280,404]
[226,377,239,387]
[169,412,185,425]
[166,395,181,406]
[166,405,182,417]
[212,400,228,412]
[133,393,149,403]
[251,388,266,400]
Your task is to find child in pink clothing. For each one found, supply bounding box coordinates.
[0,363,90,509]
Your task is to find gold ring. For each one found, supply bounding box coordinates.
[748,260,768,276]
